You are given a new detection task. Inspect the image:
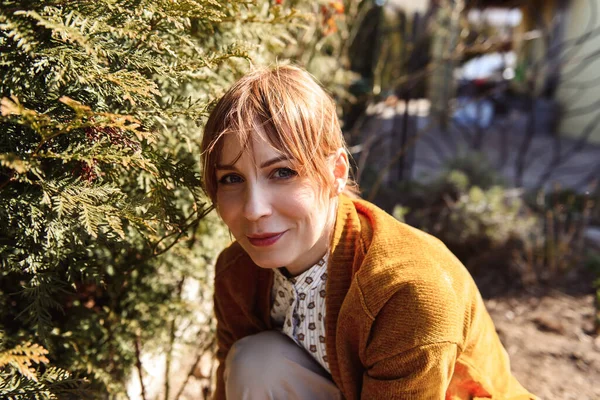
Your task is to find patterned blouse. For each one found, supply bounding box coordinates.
[270,254,330,373]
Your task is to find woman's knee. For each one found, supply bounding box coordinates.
[224,331,341,400]
[224,331,291,387]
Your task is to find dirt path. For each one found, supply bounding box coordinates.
[486,292,600,400]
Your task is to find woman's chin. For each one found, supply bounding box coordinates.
[238,242,286,269]
[256,263,282,270]
[248,253,288,270]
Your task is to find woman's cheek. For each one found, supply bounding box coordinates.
[285,182,319,208]
[216,192,241,229]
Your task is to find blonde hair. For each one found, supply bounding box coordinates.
[200,64,358,203]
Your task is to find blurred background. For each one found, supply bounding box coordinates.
[1,0,599,399]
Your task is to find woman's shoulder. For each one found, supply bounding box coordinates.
[213,242,269,308]
[352,197,461,268]
[349,198,479,320]
[214,241,255,278]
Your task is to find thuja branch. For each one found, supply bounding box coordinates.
[150,205,214,258]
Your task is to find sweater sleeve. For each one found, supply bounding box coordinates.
[360,279,464,399]
[361,342,458,399]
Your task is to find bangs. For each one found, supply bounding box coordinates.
[231,73,328,174]
[201,65,352,203]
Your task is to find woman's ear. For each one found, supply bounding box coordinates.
[331,148,349,195]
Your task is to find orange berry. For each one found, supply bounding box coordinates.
[330,1,344,14]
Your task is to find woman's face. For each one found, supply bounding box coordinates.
[215,134,335,275]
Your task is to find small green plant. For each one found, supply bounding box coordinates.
[516,187,594,284]
[585,252,600,335]
[441,152,506,190]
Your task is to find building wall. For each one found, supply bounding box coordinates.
[556,0,600,143]
[513,0,560,93]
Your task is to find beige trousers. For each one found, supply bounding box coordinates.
[224,330,342,400]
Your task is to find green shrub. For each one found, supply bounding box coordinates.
[393,156,593,291]
[402,171,538,283]
[0,0,307,397]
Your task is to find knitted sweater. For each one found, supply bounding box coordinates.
[213,195,536,399]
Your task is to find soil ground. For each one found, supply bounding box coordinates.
[481,274,600,400]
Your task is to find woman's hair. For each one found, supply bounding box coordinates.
[200,64,358,203]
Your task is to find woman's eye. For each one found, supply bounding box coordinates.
[218,174,244,185]
[272,167,298,179]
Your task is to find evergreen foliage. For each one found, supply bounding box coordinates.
[0,0,314,397]
[280,0,365,111]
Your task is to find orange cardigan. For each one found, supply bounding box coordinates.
[213,195,536,399]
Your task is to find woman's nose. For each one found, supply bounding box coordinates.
[242,185,272,221]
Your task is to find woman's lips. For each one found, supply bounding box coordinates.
[247,231,286,247]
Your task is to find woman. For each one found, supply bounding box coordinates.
[201,65,535,400]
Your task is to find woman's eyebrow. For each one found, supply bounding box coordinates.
[215,163,238,171]
[216,155,289,170]
[260,155,289,168]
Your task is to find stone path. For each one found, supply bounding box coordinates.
[358,101,600,193]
